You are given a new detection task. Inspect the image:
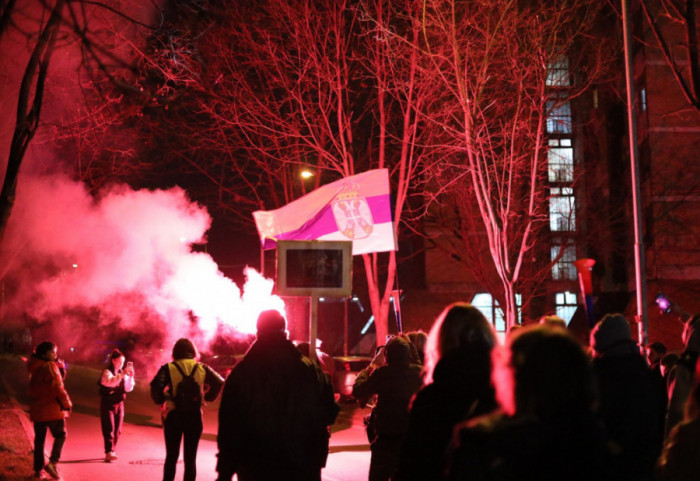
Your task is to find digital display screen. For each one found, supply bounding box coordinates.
[285,249,344,288]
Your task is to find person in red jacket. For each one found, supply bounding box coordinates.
[27,341,72,480]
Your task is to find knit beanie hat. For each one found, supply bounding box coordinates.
[590,314,631,354]
[386,336,411,366]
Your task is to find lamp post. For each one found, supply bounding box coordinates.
[622,0,649,346]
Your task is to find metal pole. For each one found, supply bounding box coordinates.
[622,0,649,345]
[309,295,318,362]
[343,297,348,357]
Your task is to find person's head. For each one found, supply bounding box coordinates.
[385,336,411,366]
[172,338,199,361]
[494,324,597,420]
[645,341,667,365]
[539,315,567,329]
[661,353,680,378]
[34,341,57,361]
[682,314,700,353]
[256,309,287,340]
[407,331,428,364]
[589,313,633,357]
[108,349,125,372]
[424,302,497,384]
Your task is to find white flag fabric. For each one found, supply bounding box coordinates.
[253,169,396,255]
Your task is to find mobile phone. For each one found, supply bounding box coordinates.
[654,293,672,314]
[126,361,134,371]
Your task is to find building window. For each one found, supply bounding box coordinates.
[546,57,571,87]
[549,187,576,232]
[548,138,574,182]
[546,94,572,134]
[555,291,578,324]
[551,239,576,280]
[471,293,522,332]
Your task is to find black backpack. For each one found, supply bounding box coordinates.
[171,362,203,411]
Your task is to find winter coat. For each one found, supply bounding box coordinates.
[216,333,339,479]
[666,351,699,436]
[592,341,667,481]
[150,358,224,417]
[656,417,700,481]
[99,368,135,406]
[352,361,423,437]
[27,355,72,422]
[394,346,497,481]
[447,411,616,481]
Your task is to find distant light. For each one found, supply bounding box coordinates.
[300,170,314,179]
[72,264,78,269]
[179,237,187,243]
[319,297,325,302]
[352,296,358,301]
[360,315,375,335]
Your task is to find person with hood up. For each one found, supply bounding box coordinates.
[27,341,72,480]
[216,310,339,481]
[353,336,423,481]
[590,313,666,481]
[667,314,700,436]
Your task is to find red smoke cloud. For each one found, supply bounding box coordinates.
[0,174,284,365]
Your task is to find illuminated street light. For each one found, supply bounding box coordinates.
[300,169,314,180]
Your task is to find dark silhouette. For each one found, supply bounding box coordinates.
[590,314,666,481]
[27,341,72,480]
[353,336,423,481]
[394,303,497,481]
[150,338,224,481]
[667,314,700,436]
[447,325,615,481]
[98,349,135,462]
[656,356,700,480]
[216,310,339,481]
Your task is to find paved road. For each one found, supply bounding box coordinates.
[52,364,371,481]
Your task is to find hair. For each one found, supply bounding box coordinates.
[34,341,56,359]
[107,349,125,374]
[424,302,497,384]
[172,338,199,361]
[538,315,567,329]
[494,325,597,419]
[407,331,428,365]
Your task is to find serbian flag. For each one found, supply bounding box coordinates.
[253,169,397,255]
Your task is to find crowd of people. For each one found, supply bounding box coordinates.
[24,306,700,481]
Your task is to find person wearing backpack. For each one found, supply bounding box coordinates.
[150,338,225,481]
[98,349,135,462]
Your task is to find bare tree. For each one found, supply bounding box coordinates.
[418,0,613,330]
[101,0,441,346]
[0,0,158,246]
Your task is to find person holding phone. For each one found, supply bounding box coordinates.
[99,349,135,462]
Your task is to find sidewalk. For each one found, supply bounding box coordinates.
[0,393,35,481]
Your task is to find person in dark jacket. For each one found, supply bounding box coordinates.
[656,356,700,481]
[353,336,423,481]
[150,338,224,481]
[99,349,135,462]
[394,303,497,481]
[216,310,339,481]
[447,325,615,481]
[590,313,666,481]
[667,314,700,437]
[27,341,72,480]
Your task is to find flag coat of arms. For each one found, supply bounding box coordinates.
[253,169,396,255]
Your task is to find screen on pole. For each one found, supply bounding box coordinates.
[276,240,352,297]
